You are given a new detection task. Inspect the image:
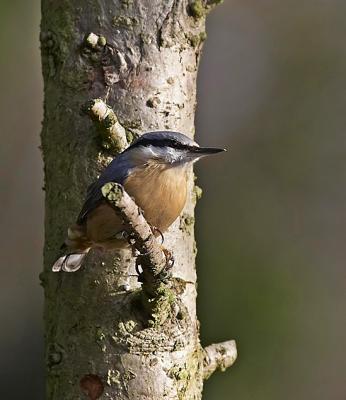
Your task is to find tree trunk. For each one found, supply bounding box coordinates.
[40,1,235,399]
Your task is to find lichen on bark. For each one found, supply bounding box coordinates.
[40,1,235,399]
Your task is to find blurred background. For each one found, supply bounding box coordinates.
[1,0,345,398]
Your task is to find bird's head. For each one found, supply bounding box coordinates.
[124,131,225,167]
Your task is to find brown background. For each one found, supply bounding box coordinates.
[1,1,345,398]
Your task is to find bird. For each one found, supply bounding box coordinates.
[52,131,225,272]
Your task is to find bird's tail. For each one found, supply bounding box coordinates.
[52,251,90,272]
[52,224,91,272]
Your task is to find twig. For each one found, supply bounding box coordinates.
[101,182,168,297]
[82,98,128,153]
[203,340,237,380]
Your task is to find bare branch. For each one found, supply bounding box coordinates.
[203,340,237,380]
[101,182,169,297]
[82,98,128,153]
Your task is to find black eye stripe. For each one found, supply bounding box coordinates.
[128,138,193,151]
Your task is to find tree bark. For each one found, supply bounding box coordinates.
[40,1,236,399]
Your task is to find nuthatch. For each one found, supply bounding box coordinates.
[53,131,225,272]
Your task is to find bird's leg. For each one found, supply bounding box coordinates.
[152,247,174,282]
[134,246,173,283]
[161,247,174,270]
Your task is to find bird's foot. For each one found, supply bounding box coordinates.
[161,247,174,270]
[134,246,174,283]
[150,225,165,244]
[154,247,174,282]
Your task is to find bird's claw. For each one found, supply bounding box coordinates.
[149,225,165,244]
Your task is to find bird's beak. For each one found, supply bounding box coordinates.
[195,147,226,155]
[188,146,226,159]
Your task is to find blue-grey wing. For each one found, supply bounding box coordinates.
[77,153,133,224]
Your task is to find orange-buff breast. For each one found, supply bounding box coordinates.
[86,164,188,249]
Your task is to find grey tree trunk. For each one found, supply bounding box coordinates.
[40,1,235,399]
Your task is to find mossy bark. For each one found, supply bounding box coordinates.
[40,1,213,399]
